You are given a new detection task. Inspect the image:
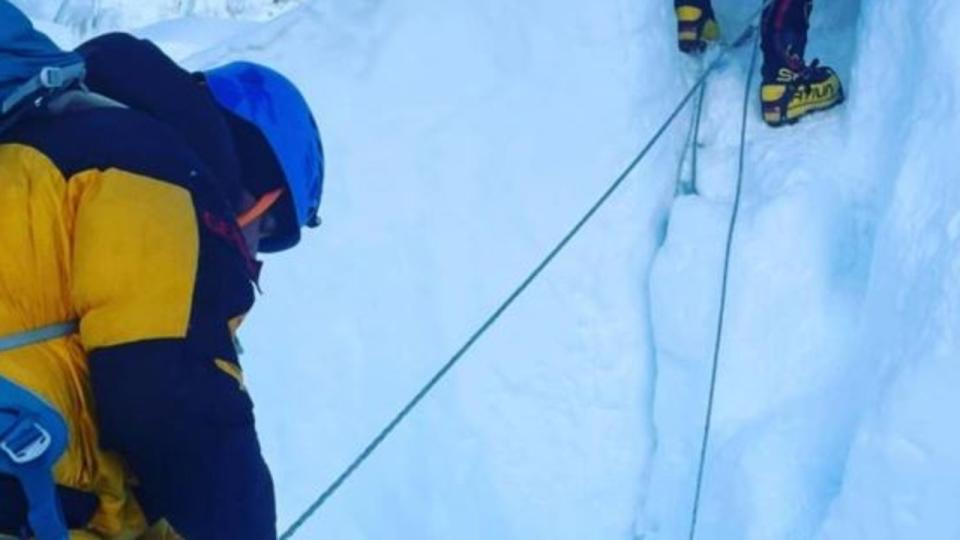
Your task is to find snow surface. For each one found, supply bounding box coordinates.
[13,0,298,36]
[25,0,960,538]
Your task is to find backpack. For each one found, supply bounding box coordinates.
[0,3,87,539]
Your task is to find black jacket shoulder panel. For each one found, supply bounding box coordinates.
[78,33,244,207]
[2,107,205,190]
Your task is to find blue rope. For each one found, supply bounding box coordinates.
[687,6,763,540]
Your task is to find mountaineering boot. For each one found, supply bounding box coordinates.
[760,60,844,127]
[759,0,843,126]
[675,1,720,54]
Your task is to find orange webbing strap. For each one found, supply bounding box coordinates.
[236,188,284,229]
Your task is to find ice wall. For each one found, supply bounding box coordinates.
[639,0,867,538]
[816,0,960,537]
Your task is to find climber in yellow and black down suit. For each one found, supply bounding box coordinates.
[0,2,324,538]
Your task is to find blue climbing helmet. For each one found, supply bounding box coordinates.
[204,61,324,253]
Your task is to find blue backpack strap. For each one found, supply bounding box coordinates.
[0,378,69,540]
[0,322,78,354]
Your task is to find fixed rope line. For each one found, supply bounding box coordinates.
[674,78,706,196]
[689,80,707,195]
[687,5,764,540]
[279,10,772,540]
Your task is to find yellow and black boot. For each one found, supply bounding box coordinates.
[760,60,844,127]
[675,1,720,54]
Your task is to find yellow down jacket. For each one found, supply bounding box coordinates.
[0,101,270,538]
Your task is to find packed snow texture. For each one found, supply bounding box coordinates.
[26,0,960,538]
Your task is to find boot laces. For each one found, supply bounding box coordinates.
[799,59,823,95]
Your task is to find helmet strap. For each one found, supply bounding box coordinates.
[237,188,284,229]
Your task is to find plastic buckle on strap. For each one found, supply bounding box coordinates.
[38,67,68,89]
[0,417,52,465]
[39,63,85,91]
